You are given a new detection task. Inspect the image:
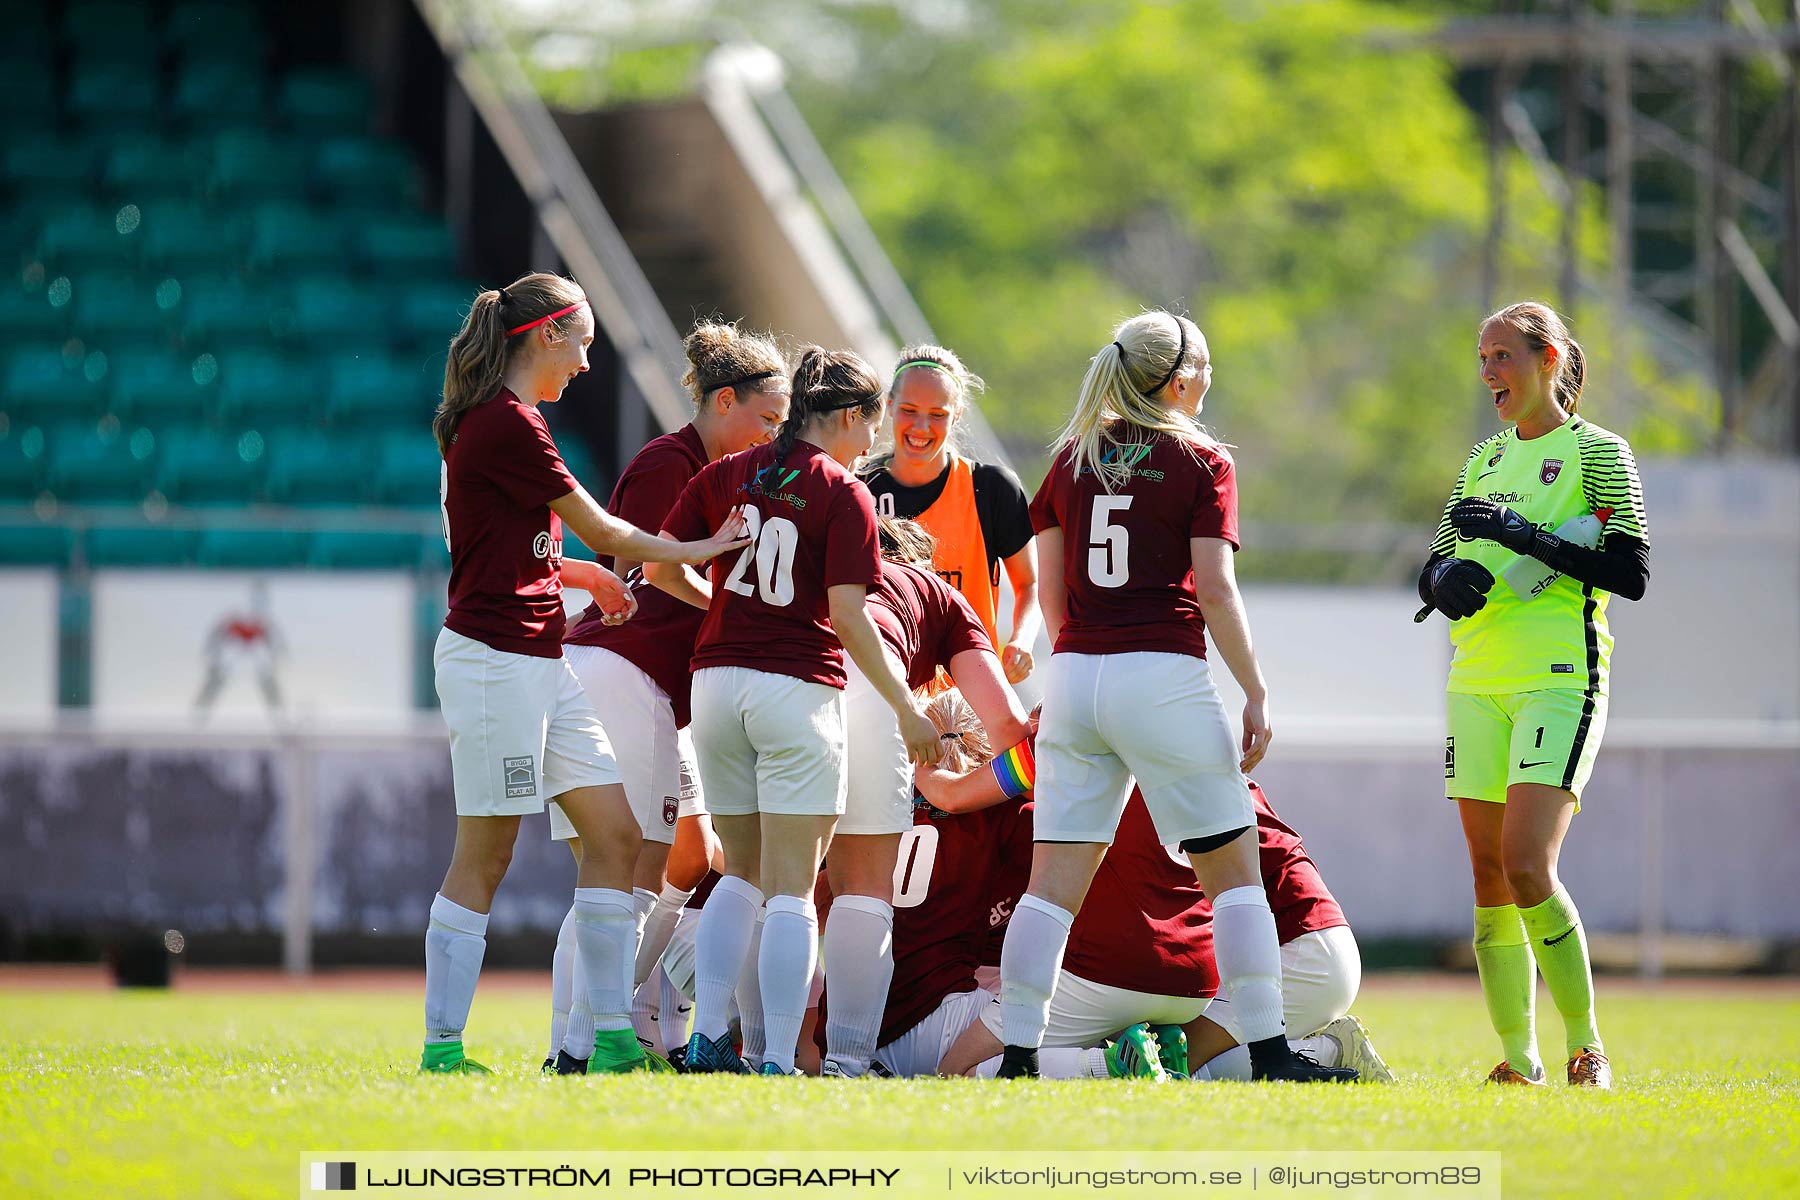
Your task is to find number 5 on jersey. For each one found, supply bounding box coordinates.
[1087,495,1133,588]
[722,504,800,605]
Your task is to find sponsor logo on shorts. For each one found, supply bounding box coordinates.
[1540,458,1564,485]
[989,897,1015,927]
[504,755,536,798]
[1551,663,1575,674]
[1444,736,1456,779]
[1518,758,1554,770]
[662,796,678,827]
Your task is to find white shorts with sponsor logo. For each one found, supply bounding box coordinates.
[873,988,993,1078]
[838,656,913,836]
[433,628,620,819]
[689,666,847,819]
[1035,651,1252,846]
[978,971,1208,1048]
[549,645,704,843]
[1200,925,1361,1040]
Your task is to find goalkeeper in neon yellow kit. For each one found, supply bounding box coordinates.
[1418,302,1650,1089]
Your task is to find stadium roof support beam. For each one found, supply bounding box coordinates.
[1408,4,1800,453]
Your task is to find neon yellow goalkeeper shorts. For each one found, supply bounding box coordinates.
[1444,688,1608,808]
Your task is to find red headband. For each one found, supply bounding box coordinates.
[506,299,587,338]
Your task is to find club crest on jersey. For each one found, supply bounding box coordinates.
[1488,450,1504,468]
[1540,458,1564,485]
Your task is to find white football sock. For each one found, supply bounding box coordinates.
[1194,1044,1253,1081]
[630,975,660,1054]
[548,904,576,1059]
[735,907,768,1067]
[1210,886,1286,1044]
[572,887,636,1042]
[658,964,691,1054]
[563,940,594,1060]
[820,894,894,1076]
[692,876,762,1041]
[635,881,693,987]
[424,893,487,1043]
[997,894,1075,1049]
[758,894,819,1074]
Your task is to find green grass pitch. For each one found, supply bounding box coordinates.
[3,973,1796,1199]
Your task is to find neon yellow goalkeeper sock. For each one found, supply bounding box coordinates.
[1519,886,1602,1059]
[1473,904,1541,1076]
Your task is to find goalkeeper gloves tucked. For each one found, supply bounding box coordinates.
[1423,557,1495,621]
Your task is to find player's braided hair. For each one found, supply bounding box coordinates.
[756,346,882,488]
[1484,302,1585,416]
[1056,310,1212,493]
[434,272,587,457]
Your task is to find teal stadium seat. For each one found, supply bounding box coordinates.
[111,353,215,425]
[67,62,161,128]
[0,286,71,342]
[218,348,321,431]
[0,426,51,497]
[5,138,99,193]
[105,140,213,204]
[86,524,200,567]
[157,428,266,505]
[196,527,307,567]
[169,61,264,128]
[327,356,433,430]
[179,275,277,340]
[263,430,369,505]
[209,131,310,201]
[372,432,443,508]
[3,348,109,426]
[45,423,154,504]
[165,0,269,64]
[38,205,140,271]
[0,523,72,566]
[358,215,457,273]
[0,71,58,124]
[398,282,478,342]
[278,68,370,135]
[63,0,157,48]
[311,529,423,569]
[72,272,173,342]
[287,275,383,345]
[248,204,348,270]
[316,138,420,206]
[140,203,245,270]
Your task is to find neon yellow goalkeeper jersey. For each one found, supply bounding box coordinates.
[1429,417,1649,695]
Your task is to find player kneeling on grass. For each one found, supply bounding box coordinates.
[919,716,1387,1082]
[423,274,745,1076]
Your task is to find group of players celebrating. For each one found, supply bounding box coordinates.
[424,274,1647,1089]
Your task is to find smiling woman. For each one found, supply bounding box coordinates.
[423,274,749,1077]
[860,345,1041,682]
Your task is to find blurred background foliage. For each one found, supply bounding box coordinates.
[514,0,1740,537]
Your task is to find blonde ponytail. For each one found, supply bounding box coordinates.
[1054,311,1207,493]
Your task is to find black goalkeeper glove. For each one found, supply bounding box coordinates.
[1423,557,1495,621]
[1449,497,1537,555]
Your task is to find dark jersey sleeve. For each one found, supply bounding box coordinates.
[971,462,1035,562]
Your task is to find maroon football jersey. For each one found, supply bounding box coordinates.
[441,389,578,658]
[662,440,881,688]
[1064,791,1221,999]
[868,559,994,689]
[876,796,1034,1049]
[565,424,709,726]
[1028,433,1238,660]
[1248,781,1346,944]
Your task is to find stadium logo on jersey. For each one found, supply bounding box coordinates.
[504,755,536,798]
[662,796,678,827]
[1540,458,1564,485]
[1488,490,1532,505]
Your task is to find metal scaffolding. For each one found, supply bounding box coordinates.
[1423,1,1800,452]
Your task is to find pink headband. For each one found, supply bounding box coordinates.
[507,299,587,338]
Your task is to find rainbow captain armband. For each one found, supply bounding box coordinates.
[990,738,1037,799]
